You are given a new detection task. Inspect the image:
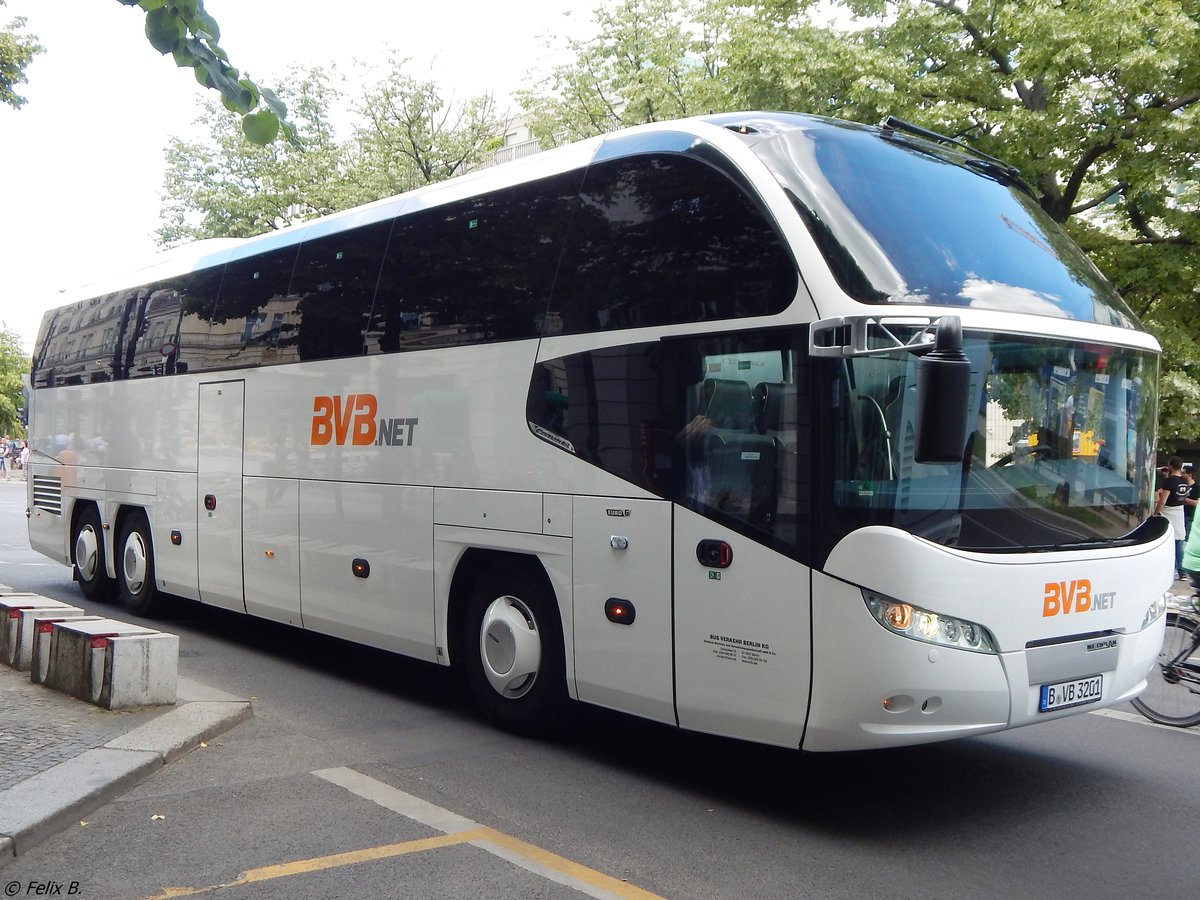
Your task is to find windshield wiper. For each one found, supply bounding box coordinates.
[880,116,1033,195]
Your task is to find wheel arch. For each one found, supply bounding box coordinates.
[112,503,150,547]
[445,548,563,675]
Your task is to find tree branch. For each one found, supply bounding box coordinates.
[1069,181,1125,216]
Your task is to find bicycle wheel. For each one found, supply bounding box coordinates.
[1131,612,1200,727]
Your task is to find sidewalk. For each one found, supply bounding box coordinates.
[0,584,252,869]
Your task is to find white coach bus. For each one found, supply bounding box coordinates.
[26,112,1171,750]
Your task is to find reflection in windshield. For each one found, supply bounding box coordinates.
[753,118,1139,328]
[824,334,1157,552]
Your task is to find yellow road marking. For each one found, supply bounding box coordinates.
[150,767,667,900]
[473,827,664,899]
[147,830,488,898]
[148,825,665,899]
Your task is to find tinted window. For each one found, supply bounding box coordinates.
[551,154,797,335]
[528,330,813,561]
[290,220,392,361]
[369,171,580,353]
[208,246,299,369]
[32,291,138,387]
[124,267,223,378]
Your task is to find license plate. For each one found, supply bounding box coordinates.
[1039,674,1103,712]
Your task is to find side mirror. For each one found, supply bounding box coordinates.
[913,317,972,464]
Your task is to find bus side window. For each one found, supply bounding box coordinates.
[552,152,797,336]
[209,246,300,369]
[291,219,392,361]
[370,171,579,354]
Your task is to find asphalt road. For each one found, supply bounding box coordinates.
[1,478,1197,899]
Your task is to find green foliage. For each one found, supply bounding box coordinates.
[116,0,296,146]
[159,58,507,244]
[345,56,509,202]
[157,67,346,245]
[0,0,43,109]
[517,0,729,146]
[0,324,29,436]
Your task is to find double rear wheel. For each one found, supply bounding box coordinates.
[115,510,164,617]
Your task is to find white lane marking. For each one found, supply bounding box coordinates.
[1089,707,1200,735]
[313,766,480,833]
[313,766,660,900]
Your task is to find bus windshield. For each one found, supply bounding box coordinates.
[751,119,1140,329]
[820,333,1158,553]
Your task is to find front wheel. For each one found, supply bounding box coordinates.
[1130,613,1200,727]
[463,563,566,735]
[116,510,166,617]
[72,505,115,603]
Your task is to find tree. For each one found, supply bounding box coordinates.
[518,0,728,146]
[0,0,42,109]
[157,67,346,245]
[345,56,509,202]
[158,59,509,243]
[522,0,1200,444]
[0,324,29,436]
[116,0,295,145]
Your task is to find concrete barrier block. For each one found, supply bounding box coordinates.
[37,618,156,700]
[101,632,179,708]
[0,594,67,668]
[3,601,87,670]
[29,616,105,685]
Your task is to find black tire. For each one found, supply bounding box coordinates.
[71,504,115,603]
[1130,613,1200,727]
[462,562,567,736]
[115,510,166,617]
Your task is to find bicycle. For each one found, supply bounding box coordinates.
[1131,595,1200,727]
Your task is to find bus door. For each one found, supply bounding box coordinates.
[672,506,812,747]
[572,496,675,724]
[197,381,246,612]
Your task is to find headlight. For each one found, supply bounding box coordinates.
[864,590,998,654]
[1141,594,1168,630]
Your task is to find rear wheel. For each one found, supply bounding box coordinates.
[116,510,166,617]
[72,505,115,603]
[463,562,566,735]
[1130,613,1200,727]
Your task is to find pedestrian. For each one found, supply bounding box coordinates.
[19,440,29,481]
[1154,456,1190,579]
[0,435,7,480]
[1182,493,1200,599]
[1184,463,1199,538]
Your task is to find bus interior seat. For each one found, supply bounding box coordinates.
[699,379,777,527]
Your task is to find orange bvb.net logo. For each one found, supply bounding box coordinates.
[1042,579,1115,617]
[311,394,417,447]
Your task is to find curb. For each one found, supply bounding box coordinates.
[0,682,251,868]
